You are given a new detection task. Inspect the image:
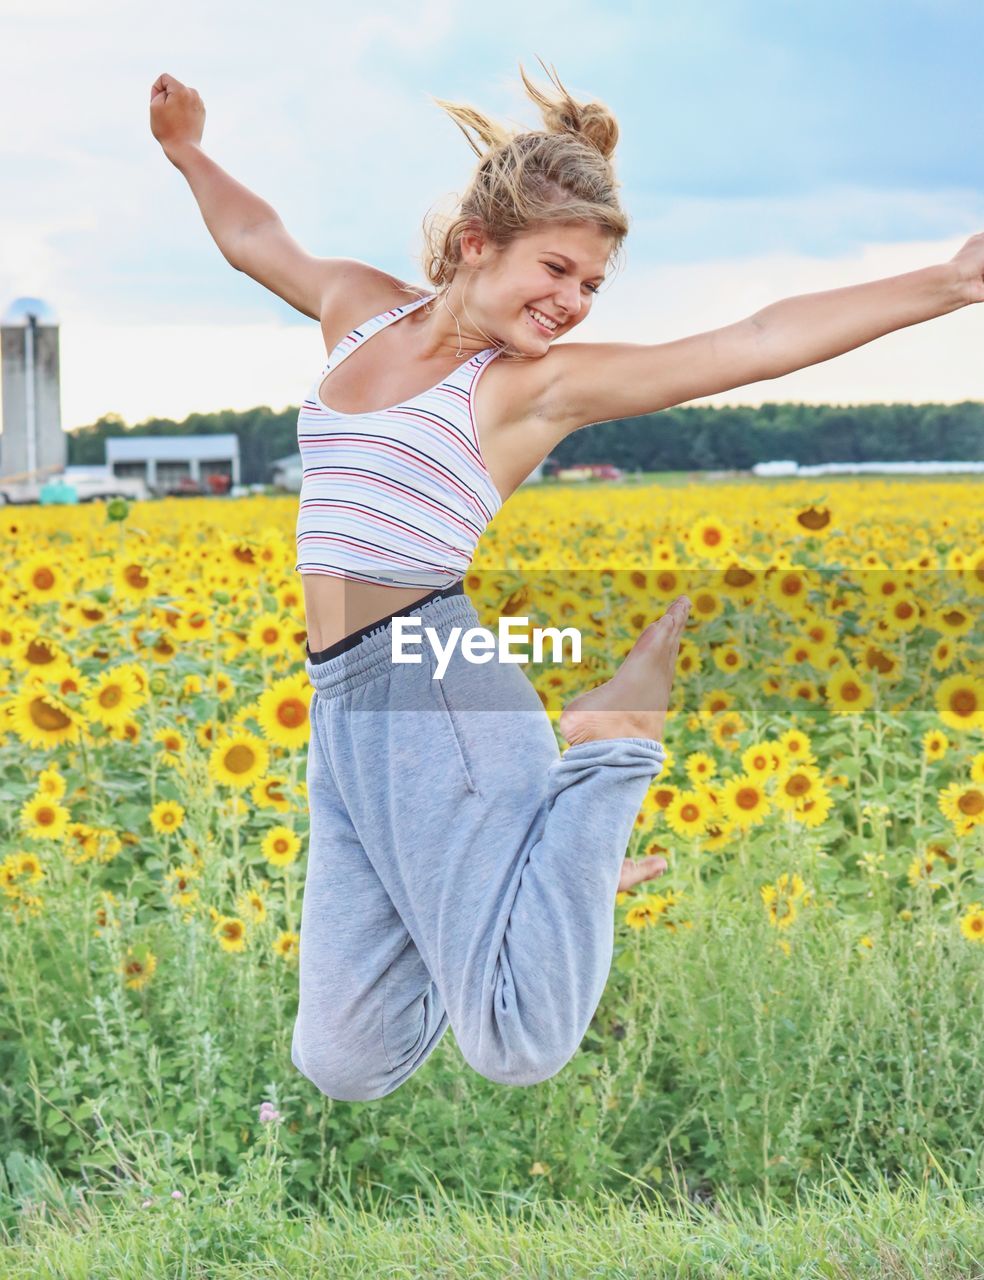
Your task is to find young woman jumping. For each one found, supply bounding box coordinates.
[151,61,983,1101]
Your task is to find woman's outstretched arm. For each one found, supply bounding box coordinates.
[752,244,980,380]
[150,72,358,320]
[529,238,982,439]
[150,72,279,268]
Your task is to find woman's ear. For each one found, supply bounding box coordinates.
[459,221,493,269]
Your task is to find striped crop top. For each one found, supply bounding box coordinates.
[294,293,504,589]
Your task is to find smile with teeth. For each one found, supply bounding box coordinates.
[526,306,559,334]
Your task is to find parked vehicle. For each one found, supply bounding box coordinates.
[152,473,231,498]
[0,465,150,505]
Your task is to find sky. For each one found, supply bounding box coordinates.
[1,0,983,435]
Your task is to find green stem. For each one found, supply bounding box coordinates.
[851,715,864,839]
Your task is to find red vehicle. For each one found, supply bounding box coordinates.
[158,473,231,497]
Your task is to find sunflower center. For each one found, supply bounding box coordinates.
[31,697,72,731]
[950,690,978,718]
[278,697,307,728]
[225,744,257,774]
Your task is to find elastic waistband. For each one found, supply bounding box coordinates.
[306,579,465,663]
[305,590,480,698]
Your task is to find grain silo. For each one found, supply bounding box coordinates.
[0,296,65,482]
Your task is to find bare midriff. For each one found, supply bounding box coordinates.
[301,574,450,652]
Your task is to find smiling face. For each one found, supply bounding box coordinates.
[457,221,616,354]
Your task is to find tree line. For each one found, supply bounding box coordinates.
[68,400,984,486]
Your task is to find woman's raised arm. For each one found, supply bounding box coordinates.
[150,71,354,320]
[150,73,280,266]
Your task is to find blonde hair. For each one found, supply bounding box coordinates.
[420,59,628,296]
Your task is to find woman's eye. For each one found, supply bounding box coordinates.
[546,263,599,294]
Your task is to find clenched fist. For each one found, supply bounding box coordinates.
[150,73,205,155]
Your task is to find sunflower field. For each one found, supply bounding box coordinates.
[0,475,982,1216]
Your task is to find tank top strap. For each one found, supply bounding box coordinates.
[316,292,435,377]
[444,343,504,392]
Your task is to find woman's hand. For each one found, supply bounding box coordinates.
[948,231,984,305]
[150,73,205,157]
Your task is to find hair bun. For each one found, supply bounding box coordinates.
[520,58,619,161]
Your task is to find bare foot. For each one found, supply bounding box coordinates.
[618,853,669,893]
[558,594,691,746]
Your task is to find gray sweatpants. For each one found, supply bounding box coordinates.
[290,589,666,1100]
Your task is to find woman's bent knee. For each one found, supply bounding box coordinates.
[291,1029,398,1102]
[463,1042,574,1089]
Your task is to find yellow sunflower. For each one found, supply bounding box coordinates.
[150,799,185,836]
[247,612,294,656]
[959,904,984,943]
[935,674,984,732]
[701,689,735,718]
[742,741,776,777]
[19,795,71,842]
[759,883,799,930]
[237,889,267,923]
[649,784,679,812]
[213,915,248,953]
[153,726,188,766]
[273,930,299,960]
[690,588,726,625]
[710,711,746,751]
[794,784,833,827]
[208,732,270,789]
[778,728,814,765]
[906,851,945,890]
[684,751,717,785]
[7,686,82,750]
[624,898,667,930]
[765,567,815,618]
[665,790,711,838]
[719,774,771,830]
[83,665,146,732]
[121,945,157,991]
[263,825,301,868]
[932,604,975,639]
[772,763,822,813]
[687,516,734,558]
[252,774,292,813]
[930,638,961,672]
[712,642,745,674]
[825,668,874,716]
[18,553,72,601]
[880,592,921,634]
[922,729,948,762]
[783,638,815,667]
[255,674,312,750]
[37,766,67,799]
[938,783,984,829]
[113,558,159,602]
